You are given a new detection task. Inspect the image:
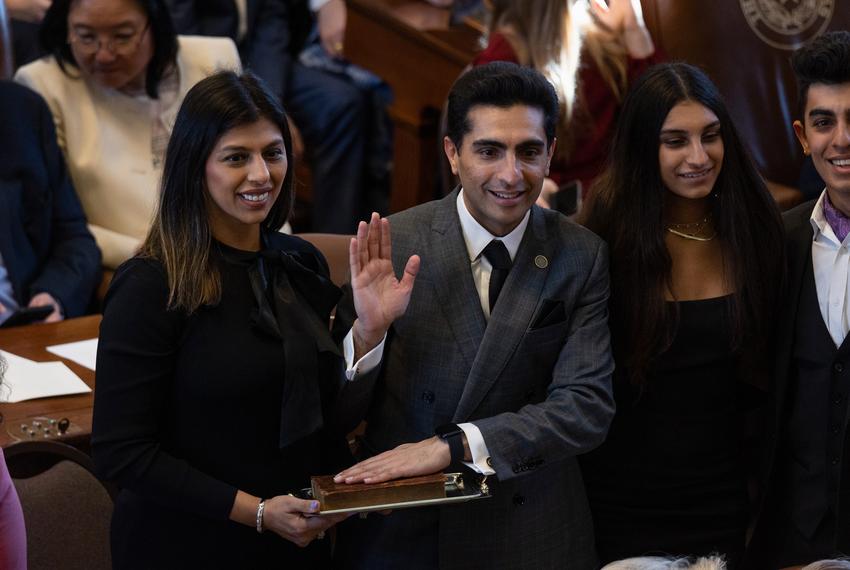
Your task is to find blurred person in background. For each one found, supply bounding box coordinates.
[15,0,240,269]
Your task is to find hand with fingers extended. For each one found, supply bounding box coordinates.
[350,213,420,359]
[262,495,350,547]
[333,436,450,485]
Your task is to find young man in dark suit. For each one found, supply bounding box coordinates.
[334,62,615,569]
[747,31,850,568]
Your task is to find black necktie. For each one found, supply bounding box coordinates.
[482,240,512,312]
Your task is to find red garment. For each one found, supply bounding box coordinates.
[473,32,663,194]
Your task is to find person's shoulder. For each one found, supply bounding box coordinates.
[0,80,40,105]
[109,257,169,298]
[177,35,240,69]
[14,56,65,85]
[14,56,81,104]
[388,197,443,228]
[265,231,329,274]
[266,231,321,256]
[102,256,184,325]
[540,207,604,250]
[782,198,817,227]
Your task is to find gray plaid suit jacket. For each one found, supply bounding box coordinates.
[336,190,615,570]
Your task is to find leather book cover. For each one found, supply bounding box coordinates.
[311,473,446,510]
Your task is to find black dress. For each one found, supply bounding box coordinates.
[582,297,748,566]
[92,233,348,569]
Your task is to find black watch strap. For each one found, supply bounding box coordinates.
[435,423,465,464]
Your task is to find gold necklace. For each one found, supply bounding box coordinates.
[666,227,717,241]
[665,213,715,241]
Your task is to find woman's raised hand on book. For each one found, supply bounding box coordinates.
[349,212,420,360]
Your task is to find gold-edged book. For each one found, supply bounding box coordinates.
[311,473,446,511]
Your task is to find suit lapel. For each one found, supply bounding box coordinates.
[776,202,816,415]
[454,207,551,421]
[428,193,487,372]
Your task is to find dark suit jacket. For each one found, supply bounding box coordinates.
[746,198,850,564]
[0,81,100,316]
[339,191,615,569]
[166,0,312,102]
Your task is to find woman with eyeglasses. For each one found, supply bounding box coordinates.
[15,0,240,269]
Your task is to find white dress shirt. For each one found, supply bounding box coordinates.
[811,190,850,347]
[341,190,528,476]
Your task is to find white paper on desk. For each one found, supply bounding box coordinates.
[0,349,38,369]
[0,354,91,403]
[46,338,98,371]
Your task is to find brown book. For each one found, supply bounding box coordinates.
[311,473,446,511]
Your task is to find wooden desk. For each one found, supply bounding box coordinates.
[0,316,100,448]
[345,0,480,212]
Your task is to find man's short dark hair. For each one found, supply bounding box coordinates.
[791,31,850,116]
[446,61,559,149]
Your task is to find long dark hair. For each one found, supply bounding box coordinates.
[583,62,784,387]
[39,0,178,99]
[139,71,295,313]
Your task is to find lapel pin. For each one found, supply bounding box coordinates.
[534,255,548,269]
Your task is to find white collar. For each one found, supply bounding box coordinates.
[456,189,530,263]
[810,188,842,245]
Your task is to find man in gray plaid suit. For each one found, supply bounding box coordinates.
[334,62,615,569]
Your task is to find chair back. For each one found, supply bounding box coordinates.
[6,441,113,570]
[297,233,354,288]
[0,0,13,79]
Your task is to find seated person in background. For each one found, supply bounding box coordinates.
[92,70,413,568]
[0,81,100,325]
[745,30,850,569]
[0,357,26,570]
[580,62,783,567]
[166,0,373,234]
[15,0,240,269]
[473,0,661,208]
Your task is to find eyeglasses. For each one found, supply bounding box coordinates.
[68,21,150,56]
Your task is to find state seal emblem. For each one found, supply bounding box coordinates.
[740,0,834,50]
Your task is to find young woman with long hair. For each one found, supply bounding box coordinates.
[92,70,414,568]
[580,62,784,566]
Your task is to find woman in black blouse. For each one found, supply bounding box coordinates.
[92,70,417,568]
[580,63,784,566]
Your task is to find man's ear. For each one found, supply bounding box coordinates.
[444,136,460,175]
[546,137,557,175]
[793,120,810,155]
